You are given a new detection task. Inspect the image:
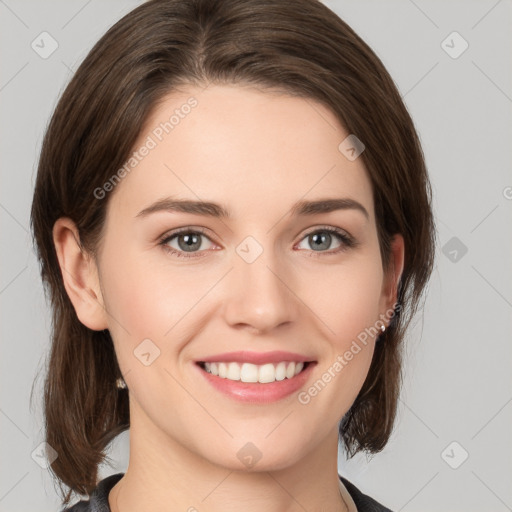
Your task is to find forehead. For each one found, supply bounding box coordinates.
[106,84,374,224]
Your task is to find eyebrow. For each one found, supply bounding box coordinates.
[135,197,369,220]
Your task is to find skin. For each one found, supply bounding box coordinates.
[53,84,404,512]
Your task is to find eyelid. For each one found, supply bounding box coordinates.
[159,225,211,238]
[299,224,353,241]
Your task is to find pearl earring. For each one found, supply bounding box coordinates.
[116,377,127,389]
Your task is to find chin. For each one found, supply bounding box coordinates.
[202,436,307,473]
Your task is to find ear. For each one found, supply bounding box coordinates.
[52,217,109,331]
[379,234,405,317]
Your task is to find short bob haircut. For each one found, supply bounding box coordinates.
[30,0,435,505]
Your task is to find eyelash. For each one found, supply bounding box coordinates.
[158,225,356,259]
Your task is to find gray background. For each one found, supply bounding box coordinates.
[1,0,511,510]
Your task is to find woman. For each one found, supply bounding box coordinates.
[30,0,435,510]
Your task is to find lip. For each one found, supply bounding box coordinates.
[196,350,315,365]
[194,360,317,404]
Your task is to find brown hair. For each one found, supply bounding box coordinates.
[30,0,435,505]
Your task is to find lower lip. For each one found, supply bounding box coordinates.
[195,362,316,404]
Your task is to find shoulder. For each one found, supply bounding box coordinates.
[60,473,124,512]
[339,474,394,512]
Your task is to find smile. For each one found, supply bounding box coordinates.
[195,360,316,404]
[199,361,308,383]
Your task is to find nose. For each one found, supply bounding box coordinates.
[222,250,299,334]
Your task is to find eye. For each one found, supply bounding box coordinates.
[295,226,355,255]
[158,225,356,259]
[158,228,216,258]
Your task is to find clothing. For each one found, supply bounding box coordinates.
[61,472,393,511]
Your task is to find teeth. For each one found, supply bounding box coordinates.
[203,361,305,383]
[218,362,227,378]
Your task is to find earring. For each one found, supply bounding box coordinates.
[380,325,386,333]
[116,377,127,389]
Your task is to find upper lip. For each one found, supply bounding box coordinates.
[197,350,315,365]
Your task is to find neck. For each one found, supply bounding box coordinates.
[109,399,348,512]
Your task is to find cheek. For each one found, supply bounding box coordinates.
[99,249,212,405]
[301,255,384,397]
[304,255,385,344]
[101,241,212,338]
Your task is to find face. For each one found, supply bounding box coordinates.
[76,84,402,471]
